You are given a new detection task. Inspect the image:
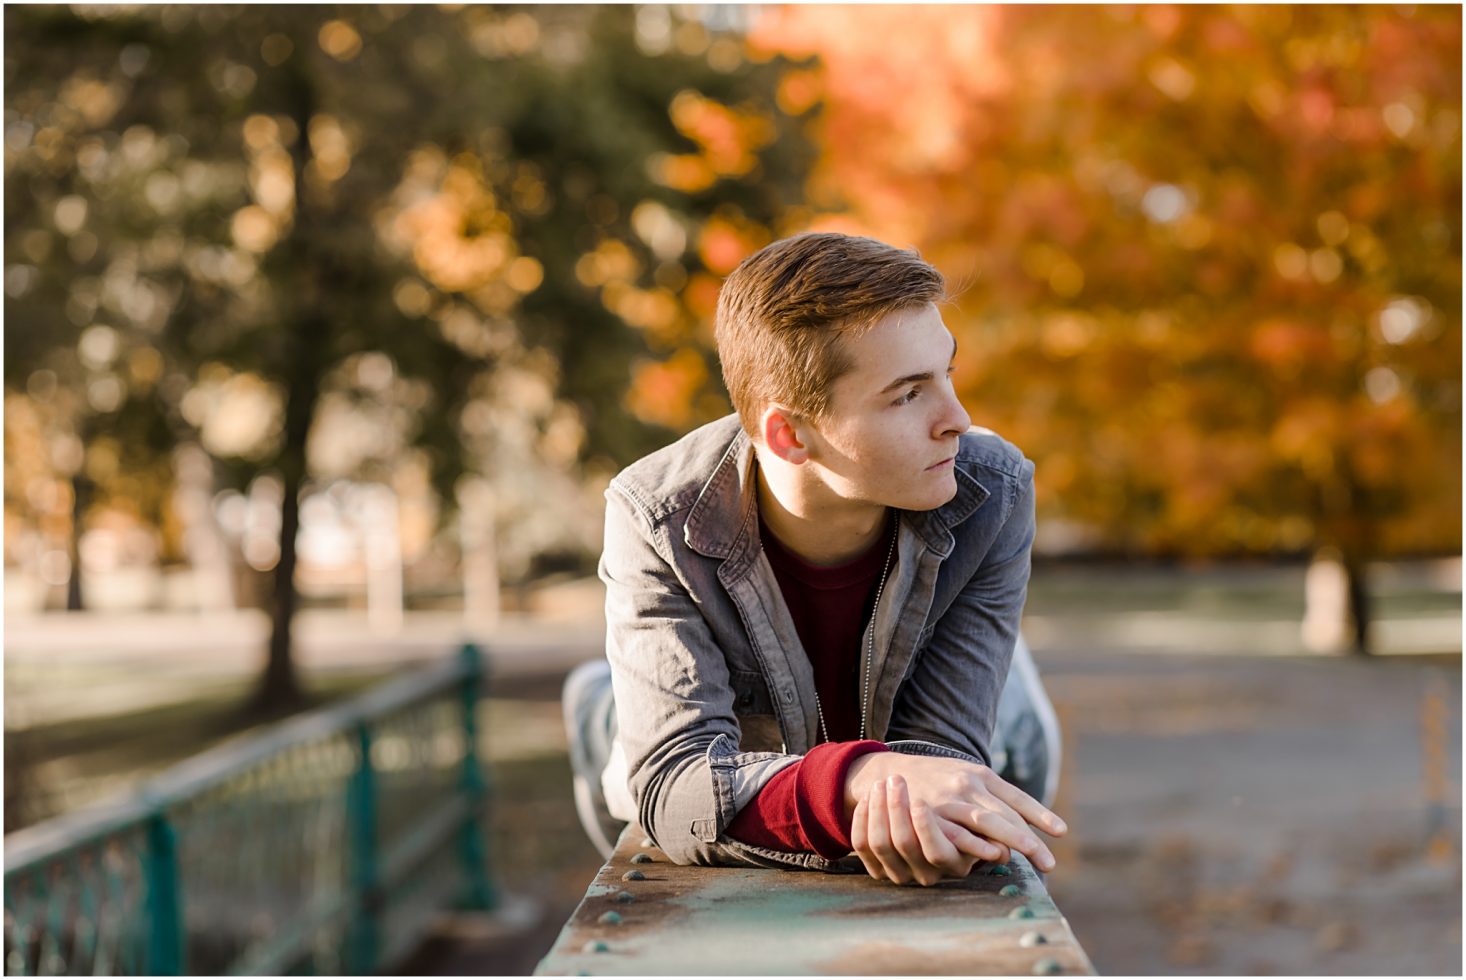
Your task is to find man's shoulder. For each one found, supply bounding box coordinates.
[607,414,746,522]
[954,426,1033,483]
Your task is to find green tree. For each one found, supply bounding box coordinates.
[4,4,812,707]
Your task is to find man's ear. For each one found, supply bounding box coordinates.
[760,406,810,464]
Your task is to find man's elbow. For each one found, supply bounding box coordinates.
[633,769,726,867]
[648,830,726,867]
[637,807,728,866]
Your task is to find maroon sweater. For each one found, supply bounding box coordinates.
[724,514,894,858]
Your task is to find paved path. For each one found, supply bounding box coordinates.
[1039,649,1461,975]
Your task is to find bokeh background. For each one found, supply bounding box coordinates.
[4,4,1461,975]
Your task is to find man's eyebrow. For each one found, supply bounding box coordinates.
[879,369,935,394]
[878,334,958,394]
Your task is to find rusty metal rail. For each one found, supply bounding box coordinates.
[535,825,1095,976]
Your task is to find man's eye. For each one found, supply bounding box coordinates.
[893,386,921,406]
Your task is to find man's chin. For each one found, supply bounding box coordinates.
[902,475,959,512]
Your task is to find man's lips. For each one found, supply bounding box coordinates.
[925,456,956,472]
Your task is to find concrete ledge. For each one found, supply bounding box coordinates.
[536,825,1096,976]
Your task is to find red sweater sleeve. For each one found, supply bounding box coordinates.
[725,740,888,859]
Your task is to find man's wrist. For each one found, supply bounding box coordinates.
[843,751,901,817]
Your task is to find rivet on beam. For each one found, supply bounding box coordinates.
[1009,906,1036,919]
[1019,932,1049,948]
[1000,884,1022,897]
[598,911,622,925]
[622,870,646,882]
[630,852,653,864]
[988,864,1011,876]
[583,940,609,954]
[1032,957,1062,974]
[641,837,656,848]
[613,890,635,904]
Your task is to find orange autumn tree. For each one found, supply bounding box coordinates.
[620,52,818,437]
[742,4,1461,653]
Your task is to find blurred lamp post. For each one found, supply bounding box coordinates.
[358,484,403,636]
[173,444,237,613]
[1301,547,1352,654]
[458,478,500,629]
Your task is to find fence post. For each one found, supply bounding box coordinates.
[346,722,380,974]
[458,643,496,910]
[144,812,184,975]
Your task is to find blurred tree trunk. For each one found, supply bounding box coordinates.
[255,406,308,712]
[1321,464,1374,657]
[250,40,324,714]
[1343,554,1371,656]
[66,471,89,611]
[255,309,327,711]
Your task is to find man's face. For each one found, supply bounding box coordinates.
[799,302,971,512]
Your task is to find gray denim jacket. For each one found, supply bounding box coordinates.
[599,413,1035,871]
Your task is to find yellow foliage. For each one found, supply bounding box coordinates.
[650,152,716,193]
[230,205,278,253]
[625,348,709,431]
[748,4,1460,556]
[318,20,363,62]
[696,211,769,277]
[390,158,522,294]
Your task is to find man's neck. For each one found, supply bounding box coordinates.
[754,455,889,567]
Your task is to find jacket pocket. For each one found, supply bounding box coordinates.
[729,669,774,713]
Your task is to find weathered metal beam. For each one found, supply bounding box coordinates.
[536,826,1096,976]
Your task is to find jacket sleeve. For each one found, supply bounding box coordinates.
[599,484,855,871]
[884,458,1036,764]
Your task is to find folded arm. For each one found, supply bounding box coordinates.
[849,458,1065,884]
[601,486,831,869]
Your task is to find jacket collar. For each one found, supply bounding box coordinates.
[683,427,757,560]
[684,427,991,561]
[905,463,989,557]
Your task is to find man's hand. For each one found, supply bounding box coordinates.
[845,752,1067,884]
[850,774,1010,885]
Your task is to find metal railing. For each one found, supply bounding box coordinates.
[4,643,496,975]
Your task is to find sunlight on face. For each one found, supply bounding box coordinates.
[806,303,971,511]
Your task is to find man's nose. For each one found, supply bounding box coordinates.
[936,386,971,438]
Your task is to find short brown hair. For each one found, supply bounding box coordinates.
[714,232,946,437]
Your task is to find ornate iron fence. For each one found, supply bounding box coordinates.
[4,644,495,975]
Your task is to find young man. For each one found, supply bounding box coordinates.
[564,232,1065,885]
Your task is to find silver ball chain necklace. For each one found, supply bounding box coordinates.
[812,512,899,745]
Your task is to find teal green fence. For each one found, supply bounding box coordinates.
[4,644,496,975]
